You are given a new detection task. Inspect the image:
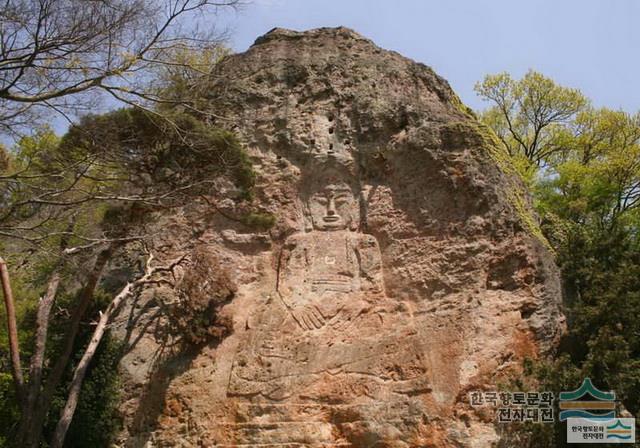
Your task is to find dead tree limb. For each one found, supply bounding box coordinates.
[50,253,186,448]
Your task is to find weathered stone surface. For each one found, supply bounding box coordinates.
[113,27,565,447]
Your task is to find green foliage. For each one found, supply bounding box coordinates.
[478,70,640,446]
[59,108,255,200]
[462,120,550,247]
[13,127,61,167]
[2,107,255,240]
[557,226,640,413]
[0,38,254,446]
[0,144,8,172]
[0,284,125,447]
[240,211,276,230]
[62,336,124,448]
[475,70,588,166]
[0,110,256,447]
[0,253,54,447]
[493,354,581,447]
[0,373,20,448]
[154,45,232,112]
[536,110,640,229]
[0,272,39,356]
[36,288,124,447]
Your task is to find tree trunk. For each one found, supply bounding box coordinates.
[21,245,115,448]
[50,252,167,448]
[0,256,25,403]
[50,281,135,448]
[17,270,61,444]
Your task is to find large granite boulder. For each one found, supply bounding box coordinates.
[113,27,565,447]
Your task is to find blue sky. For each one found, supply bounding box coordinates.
[217,0,640,112]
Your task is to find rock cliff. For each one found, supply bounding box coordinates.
[113,27,565,447]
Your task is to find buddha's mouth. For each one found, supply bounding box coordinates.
[323,216,340,222]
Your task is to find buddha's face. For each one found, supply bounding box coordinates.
[307,182,359,231]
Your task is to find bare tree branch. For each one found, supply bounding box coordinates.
[50,252,188,448]
[0,0,241,137]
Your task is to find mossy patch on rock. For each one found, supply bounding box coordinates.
[468,120,551,249]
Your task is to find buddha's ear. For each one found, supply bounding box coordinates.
[301,200,313,232]
[358,185,371,232]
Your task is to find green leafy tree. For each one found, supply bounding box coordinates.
[475,70,588,166]
[478,71,640,447]
[1,2,255,444]
[0,107,256,447]
[536,108,640,229]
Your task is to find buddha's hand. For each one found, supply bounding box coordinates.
[329,300,369,330]
[290,303,326,330]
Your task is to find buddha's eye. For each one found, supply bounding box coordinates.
[315,197,328,205]
[334,193,350,205]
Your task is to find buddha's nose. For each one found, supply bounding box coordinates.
[327,198,336,215]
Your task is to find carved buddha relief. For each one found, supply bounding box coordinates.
[277,178,385,332]
[227,166,428,401]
